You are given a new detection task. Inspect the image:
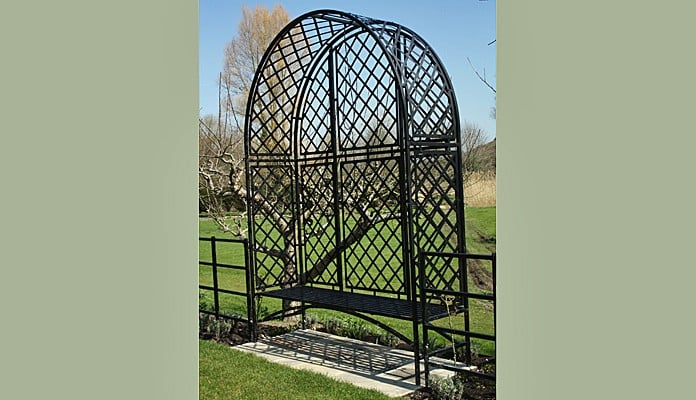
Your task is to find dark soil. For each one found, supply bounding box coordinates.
[468,258,493,292]
[456,374,496,400]
[198,318,293,345]
[454,355,496,400]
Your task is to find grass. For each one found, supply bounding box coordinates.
[199,340,395,400]
[465,206,496,240]
[464,205,496,255]
[199,206,496,354]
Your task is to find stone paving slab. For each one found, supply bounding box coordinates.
[233,329,458,398]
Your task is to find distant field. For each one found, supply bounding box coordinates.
[465,171,496,207]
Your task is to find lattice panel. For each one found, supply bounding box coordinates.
[341,159,404,293]
[400,35,454,140]
[411,151,461,292]
[365,22,456,142]
[335,31,398,151]
[248,13,360,156]
[249,166,296,289]
[299,60,333,155]
[420,252,461,297]
[299,164,339,285]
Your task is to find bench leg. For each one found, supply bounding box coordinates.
[301,302,306,330]
[412,319,421,386]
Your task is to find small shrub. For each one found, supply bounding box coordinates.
[295,313,320,330]
[255,296,270,321]
[199,313,234,340]
[378,332,401,347]
[430,376,466,400]
[319,316,400,347]
[199,291,213,311]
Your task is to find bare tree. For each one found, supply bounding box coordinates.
[458,121,494,211]
[199,5,290,236]
[466,57,496,95]
[222,4,290,118]
[464,40,496,191]
[461,122,488,177]
[198,104,245,235]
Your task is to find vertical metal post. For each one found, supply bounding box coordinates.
[328,46,344,292]
[301,305,306,330]
[244,238,257,341]
[211,236,220,319]
[419,252,430,387]
[461,253,472,366]
[394,27,412,302]
[411,296,421,386]
[492,252,497,354]
[293,96,303,289]
[395,32,422,386]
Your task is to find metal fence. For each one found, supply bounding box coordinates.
[198,237,255,338]
[419,251,496,384]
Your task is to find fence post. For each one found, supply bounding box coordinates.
[460,253,472,366]
[244,238,257,341]
[211,236,220,319]
[419,252,430,387]
[492,252,496,347]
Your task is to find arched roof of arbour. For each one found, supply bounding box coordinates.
[244,9,461,157]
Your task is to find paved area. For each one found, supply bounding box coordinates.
[234,329,459,397]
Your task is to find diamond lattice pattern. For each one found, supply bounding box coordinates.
[342,158,403,293]
[336,32,398,151]
[412,152,461,292]
[299,164,339,285]
[250,166,295,289]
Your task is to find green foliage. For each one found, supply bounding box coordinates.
[199,314,235,340]
[199,290,213,311]
[429,376,466,400]
[464,206,496,251]
[320,316,400,347]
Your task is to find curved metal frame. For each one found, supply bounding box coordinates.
[243,10,467,385]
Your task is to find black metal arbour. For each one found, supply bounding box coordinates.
[243,9,470,384]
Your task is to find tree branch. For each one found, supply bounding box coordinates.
[299,213,399,283]
[466,57,496,94]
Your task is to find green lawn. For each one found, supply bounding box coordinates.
[199,206,496,354]
[199,340,395,400]
[464,206,496,255]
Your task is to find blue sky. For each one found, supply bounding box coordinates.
[199,0,496,139]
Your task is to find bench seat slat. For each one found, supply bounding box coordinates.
[261,286,447,321]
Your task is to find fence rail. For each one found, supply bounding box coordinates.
[198,237,255,339]
[419,251,496,384]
